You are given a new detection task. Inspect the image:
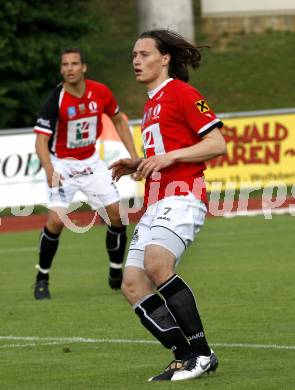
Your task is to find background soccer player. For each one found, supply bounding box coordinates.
[110,30,227,382]
[33,48,138,299]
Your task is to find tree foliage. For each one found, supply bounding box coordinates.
[0,0,94,129]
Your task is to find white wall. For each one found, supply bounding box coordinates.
[201,0,295,16]
[137,0,194,41]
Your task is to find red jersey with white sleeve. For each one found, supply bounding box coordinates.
[33,79,119,160]
[141,78,223,206]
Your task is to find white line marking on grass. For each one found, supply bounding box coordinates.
[0,336,294,351]
[0,247,37,254]
[0,341,67,349]
[0,336,157,344]
[212,342,295,350]
[0,244,93,254]
[223,207,295,218]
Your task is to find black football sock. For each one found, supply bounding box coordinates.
[36,227,60,282]
[106,225,127,278]
[158,274,211,357]
[134,293,193,360]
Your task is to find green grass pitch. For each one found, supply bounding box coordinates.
[0,215,294,389]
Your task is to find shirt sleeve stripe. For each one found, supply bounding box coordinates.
[34,127,53,135]
[198,119,223,137]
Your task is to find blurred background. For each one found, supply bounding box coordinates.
[1,5,294,389]
[1,0,295,214]
[1,0,294,128]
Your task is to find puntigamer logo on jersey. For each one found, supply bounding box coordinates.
[68,121,91,148]
[67,116,97,148]
[75,121,89,140]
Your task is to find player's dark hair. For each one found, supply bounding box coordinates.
[60,48,86,64]
[138,29,203,82]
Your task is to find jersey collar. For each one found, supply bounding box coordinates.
[147,78,173,99]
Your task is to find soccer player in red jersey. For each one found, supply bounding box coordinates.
[110,30,227,382]
[33,48,138,299]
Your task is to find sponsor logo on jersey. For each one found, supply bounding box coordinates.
[69,167,94,177]
[142,107,153,127]
[142,123,166,155]
[142,112,147,127]
[156,216,171,222]
[152,104,161,119]
[36,118,50,128]
[131,228,139,243]
[156,91,164,100]
[187,332,204,341]
[68,106,77,118]
[76,121,90,140]
[78,103,86,114]
[88,101,98,112]
[67,116,97,148]
[195,100,210,113]
[142,127,155,150]
[147,108,153,122]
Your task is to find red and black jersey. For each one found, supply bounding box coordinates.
[141,78,223,205]
[34,79,119,160]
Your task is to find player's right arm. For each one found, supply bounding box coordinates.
[109,157,143,181]
[34,85,63,187]
[35,134,61,187]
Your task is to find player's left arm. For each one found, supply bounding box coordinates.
[111,112,138,159]
[137,128,226,179]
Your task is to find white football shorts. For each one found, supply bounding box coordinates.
[46,153,120,209]
[125,193,207,269]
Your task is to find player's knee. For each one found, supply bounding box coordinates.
[144,262,162,284]
[106,203,123,226]
[121,272,139,302]
[121,273,132,296]
[144,253,175,286]
[47,212,64,233]
[144,260,155,279]
[109,215,123,228]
